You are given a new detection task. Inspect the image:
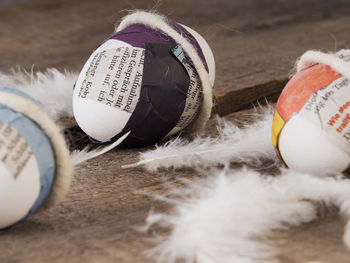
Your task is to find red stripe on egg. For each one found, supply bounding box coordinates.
[276,63,341,122]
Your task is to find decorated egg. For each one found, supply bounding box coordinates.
[272,50,350,174]
[73,11,215,148]
[0,87,71,230]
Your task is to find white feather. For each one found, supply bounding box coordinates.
[123,106,277,171]
[0,68,78,120]
[145,168,350,263]
[70,132,131,166]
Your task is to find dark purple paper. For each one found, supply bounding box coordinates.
[112,42,190,147]
[111,23,208,72]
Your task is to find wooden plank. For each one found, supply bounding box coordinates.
[1,109,349,263]
[1,0,350,104]
[213,78,288,116]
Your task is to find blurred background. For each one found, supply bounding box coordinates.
[1,0,350,95]
[0,0,31,7]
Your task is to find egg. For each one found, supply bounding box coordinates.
[73,11,215,148]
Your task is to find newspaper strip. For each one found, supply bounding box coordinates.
[0,121,34,179]
[78,47,145,113]
[166,45,202,137]
[299,76,350,155]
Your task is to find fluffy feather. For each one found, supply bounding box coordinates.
[70,132,131,166]
[145,169,350,263]
[0,68,78,120]
[123,106,277,171]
